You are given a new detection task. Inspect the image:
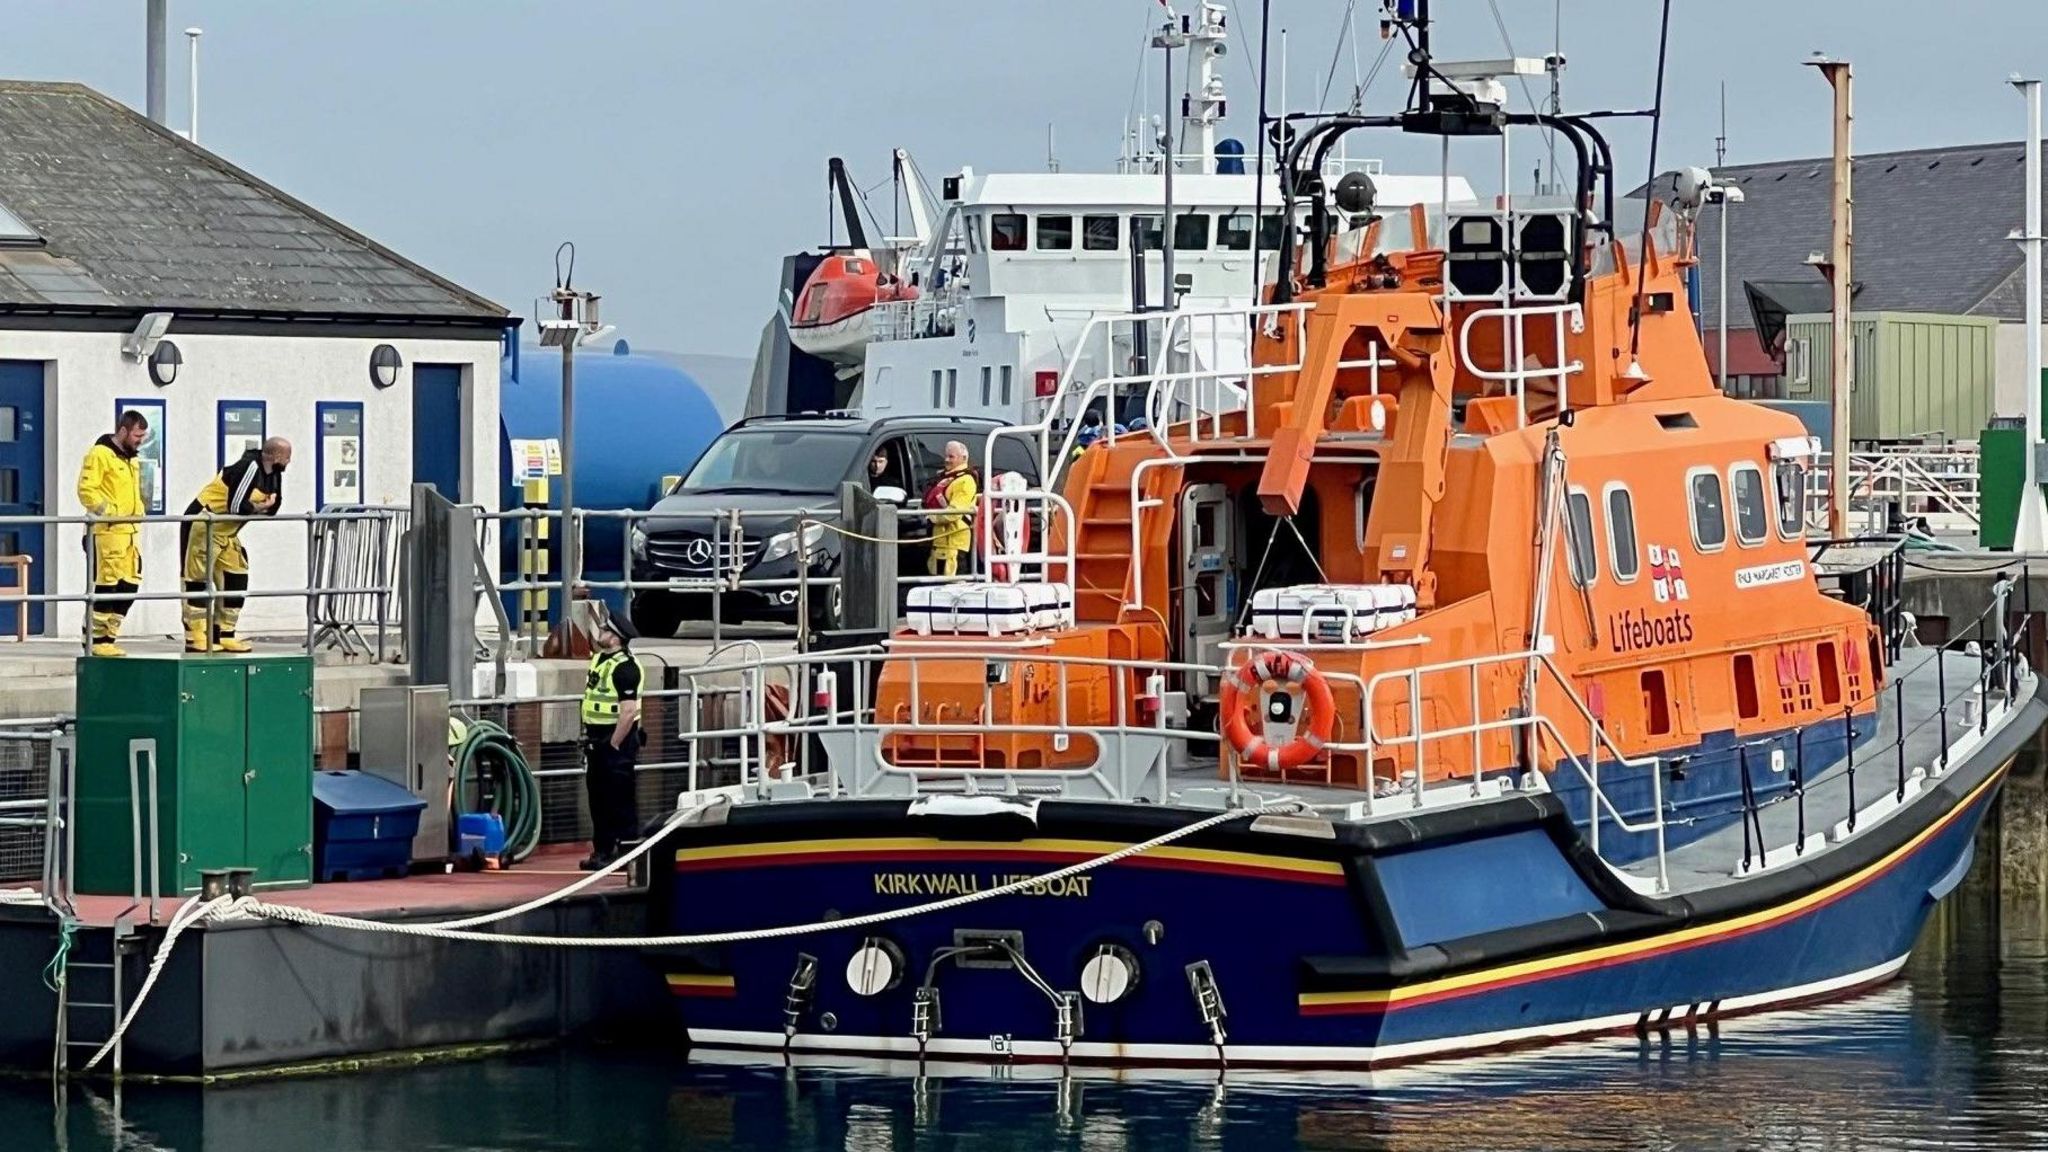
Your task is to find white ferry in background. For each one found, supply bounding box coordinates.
[747,0,1473,424]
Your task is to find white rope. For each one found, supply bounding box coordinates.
[0,887,46,906]
[217,802,1288,948]
[70,799,1290,1071]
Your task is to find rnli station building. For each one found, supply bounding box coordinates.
[0,80,513,639]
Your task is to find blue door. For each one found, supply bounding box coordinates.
[412,364,463,500]
[0,361,44,634]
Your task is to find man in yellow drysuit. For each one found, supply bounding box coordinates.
[920,440,980,577]
[76,410,149,656]
[180,437,290,652]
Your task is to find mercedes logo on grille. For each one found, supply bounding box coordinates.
[684,538,714,565]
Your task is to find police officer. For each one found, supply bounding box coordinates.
[580,613,644,870]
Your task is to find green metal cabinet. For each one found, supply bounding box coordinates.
[74,654,314,896]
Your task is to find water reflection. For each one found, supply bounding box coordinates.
[8,752,2048,1152]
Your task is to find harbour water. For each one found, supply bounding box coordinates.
[8,747,2048,1152]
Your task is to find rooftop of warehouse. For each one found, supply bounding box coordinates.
[0,79,508,321]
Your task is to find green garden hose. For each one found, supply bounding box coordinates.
[451,718,543,865]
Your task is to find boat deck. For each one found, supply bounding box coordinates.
[43,844,629,928]
[1631,646,2006,893]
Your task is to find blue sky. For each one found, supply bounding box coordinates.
[3,1,2045,357]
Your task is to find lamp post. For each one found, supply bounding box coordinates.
[1806,55,1853,538]
[538,251,612,646]
[185,27,202,144]
[2011,77,2048,553]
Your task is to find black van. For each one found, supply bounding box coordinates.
[627,413,1040,636]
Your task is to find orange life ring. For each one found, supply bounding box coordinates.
[1219,650,1336,772]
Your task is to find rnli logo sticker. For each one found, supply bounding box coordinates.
[1735,559,1807,590]
[1646,545,1687,602]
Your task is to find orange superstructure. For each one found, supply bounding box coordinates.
[875,143,1876,797]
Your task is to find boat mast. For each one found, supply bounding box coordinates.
[1183,0,1229,172]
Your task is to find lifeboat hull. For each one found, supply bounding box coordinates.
[789,307,877,367]
[644,689,2037,1069]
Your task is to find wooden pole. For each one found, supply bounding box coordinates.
[1813,59,1854,537]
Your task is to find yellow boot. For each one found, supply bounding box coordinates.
[215,636,252,654]
[184,619,212,654]
[90,642,126,657]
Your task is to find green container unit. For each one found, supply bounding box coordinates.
[1783,311,1998,442]
[74,654,314,896]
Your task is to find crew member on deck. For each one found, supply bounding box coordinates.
[180,437,290,653]
[75,410,150,657]
[580,613,644,870]
[922,440,979,577]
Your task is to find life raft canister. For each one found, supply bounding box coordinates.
[1219,650,1337,772]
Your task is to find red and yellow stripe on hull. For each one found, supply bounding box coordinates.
[1299,759,2011,1017]
[672,837,1347,887]
[666,973,737,999]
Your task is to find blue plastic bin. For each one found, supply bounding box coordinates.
[312,770,426,882]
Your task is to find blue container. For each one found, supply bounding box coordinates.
[497,340,728,621]
[457,811,506,866]
[312,770,426,882]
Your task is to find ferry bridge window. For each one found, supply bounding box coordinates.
[1218,213,1254,251]
[1773,459,1808,538]
[1565,488,1597,587]
[991,213,1028,251]
[1259,213,1288,251]
[1605,484,1640,582]
[1173,212,1211,251]
[1036,214,1074,251]
[1689,470,1727,551]
[1731,464,1769,546]
[1130,214,1163,252]
[1083,215,1120,251]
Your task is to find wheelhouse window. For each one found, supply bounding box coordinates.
[1773,459,1808,538]
[1565,488,1597,587]
[1036,214,1074,250]
[1082,214,1119,251]
[1130,214,1163,252]
[1258,213,1288,251]
[1730,464,1769,546]
[1218,213,1254,251]
[1689,469,1727,551]
[1173,212,1211,250]
[991,213,1027,251]
[1605,484,1639,582]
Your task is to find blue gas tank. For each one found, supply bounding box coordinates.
[499,340,725,613]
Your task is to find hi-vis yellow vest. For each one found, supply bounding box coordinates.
[581,650,640,725]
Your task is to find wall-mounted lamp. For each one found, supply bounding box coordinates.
[148,339,182,387]
[369,343,403,388]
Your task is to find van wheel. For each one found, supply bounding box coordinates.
[629,592,685,640]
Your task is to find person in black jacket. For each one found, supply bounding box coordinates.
[180,438,288,652]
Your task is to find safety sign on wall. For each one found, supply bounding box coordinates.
[508,438,562,482]
[317,402,363,508]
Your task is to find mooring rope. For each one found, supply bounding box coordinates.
[75,799,1289,1072]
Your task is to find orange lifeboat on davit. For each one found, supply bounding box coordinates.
[786,251,916,369]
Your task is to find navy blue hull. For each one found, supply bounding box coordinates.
[646,733,2018,1067]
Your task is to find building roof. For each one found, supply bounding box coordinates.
[1658,139,2045,333]
[0,80,507,321]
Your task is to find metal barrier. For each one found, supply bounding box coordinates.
[0,508,409,656]
[308,505,409,660]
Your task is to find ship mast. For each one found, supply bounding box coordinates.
[1182,0,1230,170]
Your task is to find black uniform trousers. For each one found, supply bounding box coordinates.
[584,723,640,858]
